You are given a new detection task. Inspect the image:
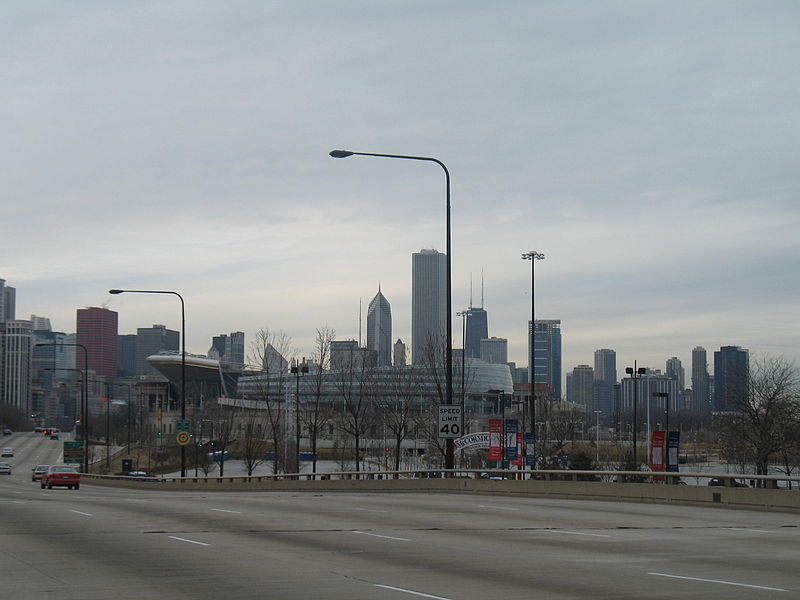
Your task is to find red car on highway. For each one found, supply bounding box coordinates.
[41,465,81,490]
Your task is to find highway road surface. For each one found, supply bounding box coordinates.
[2,431,799,599]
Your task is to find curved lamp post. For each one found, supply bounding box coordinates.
[330,149,455,470]
[109,288,187,477]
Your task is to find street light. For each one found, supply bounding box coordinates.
[625,362,646,469]
[109,288,187,477]
[291,359,309,475]
[521,250,544,463]
[330,149,455,470]
[594,410,602,466]
[37,342,89,473]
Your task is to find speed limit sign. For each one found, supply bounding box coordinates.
[176,431,192,446]
[437,406,462,439]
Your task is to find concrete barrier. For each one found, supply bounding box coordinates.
[81,468,800,513]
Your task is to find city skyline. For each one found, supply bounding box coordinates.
[2,4,797,378]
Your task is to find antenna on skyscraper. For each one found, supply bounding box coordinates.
[481,270,485,309]
[358,297,362,347]
[469,273,474,309]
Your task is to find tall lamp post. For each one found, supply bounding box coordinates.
[521,251,544,463]
[291,359,309,474]
[330,149,455,470]
[38,343,89,473]
[625,362,646,469]
[109,289,187,477]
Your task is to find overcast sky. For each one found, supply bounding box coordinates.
[3,1,798,382]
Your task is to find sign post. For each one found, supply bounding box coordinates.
[63,441,83,465]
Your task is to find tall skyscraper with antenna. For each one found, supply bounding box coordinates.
[464,273,488,359]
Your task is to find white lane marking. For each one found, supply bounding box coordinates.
[211,508,242,514]
[722,527,774,533]
[353,531,412,542]
[374,584,455,599]
[355,507,388,513]
[543,530,610,538]
[648,572,788,592]
[479,504,519,511]
[168,536,210,547]
[70,510,93,517]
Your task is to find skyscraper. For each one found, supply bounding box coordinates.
[666,356,685,390]
[411,249,446,365]
[76,307,118,383]
[117,334,137,378]
[529,319,562,399]
[393,339,406,367]
[367,287,392,367]
[464,307,488,359]
[691,346,710,413]
[593,348,617,414]
[568,364,594,410]
[135,324,179,377]
[1,319,33,414]
[713,346,749,412]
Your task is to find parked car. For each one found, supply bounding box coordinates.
[708,477,748,488]
[50,433,59,440]
[41,465,80,490]
[1,447,13,457]
[0,462,11,475]
[32,465,49,482]
[2,428,12,435]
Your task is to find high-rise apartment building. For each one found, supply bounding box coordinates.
[117,334,137,378]
[713,345,749,412]
[411,249,446,365]
[76,307,118,383]
[0,279,16,322]
[367,287,392,367]
[529,319,562,400]
[1,319,33,414]
[666,357,685,390]
[593,348,617,414]
[479,337,508,364]
[135,324,179,378]
[691,346,710,413]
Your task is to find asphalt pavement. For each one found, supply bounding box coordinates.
[1,431,799,599]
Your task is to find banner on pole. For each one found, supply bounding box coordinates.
[667,430,681,472]
[488,419,502,461]
[505,419,518,461]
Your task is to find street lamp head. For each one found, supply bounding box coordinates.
[625,367,633,375]
[329,149,354,158]
[522,251,545,261]
[108,289,124,295]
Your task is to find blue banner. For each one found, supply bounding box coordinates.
[666,431,680,472]
[524,432,536,466]
[505,419,518,461]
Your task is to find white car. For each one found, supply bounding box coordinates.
[0,462,11,475]
[1,447,13,457]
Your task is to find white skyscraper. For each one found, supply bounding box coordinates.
[367,287,392,367]
[411,249,446,365]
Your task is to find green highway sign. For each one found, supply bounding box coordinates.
[63,441,84,464]
[176,419,191,432]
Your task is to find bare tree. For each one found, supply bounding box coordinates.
[238,401,271,476]
[302,326,335,473]
[248,328,294,474]
[382,366,423,474]
[716,355,800,483]
[333,344,375,472]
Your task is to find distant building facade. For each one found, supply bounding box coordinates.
[529,319,562,400]
[411,249,446,365]
[713,345,749,412]
[135,324,179,378]
[691,346,710,413]
[76,307,118,383]
[479,337,508,365]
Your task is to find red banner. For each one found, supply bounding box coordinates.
[650,430,666,475]
[488,419,502,461]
